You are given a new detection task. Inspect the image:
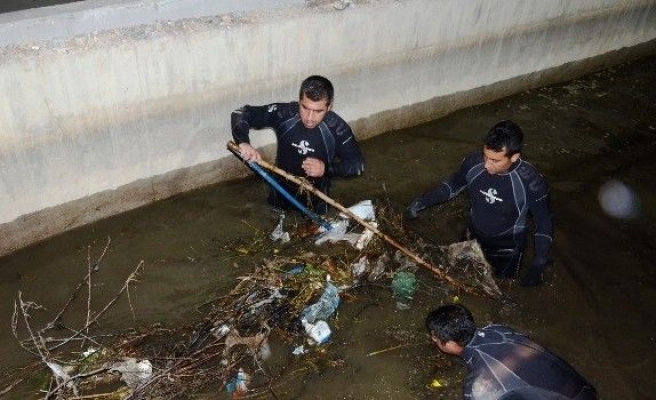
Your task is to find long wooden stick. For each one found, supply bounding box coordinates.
[227,141,491,297]
[366,343,419,357]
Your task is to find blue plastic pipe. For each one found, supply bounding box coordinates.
[246,160,332,231]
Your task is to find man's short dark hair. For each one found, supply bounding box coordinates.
[485,120,524,156]
[300,75,334,105]
[425,303,477,346]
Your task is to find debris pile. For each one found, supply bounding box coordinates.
[4,200,501,399]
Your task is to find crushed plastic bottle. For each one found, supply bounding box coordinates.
[301,319,332,345]
[270,212,290,242]
[300,281,340,324]
[226,368,250,398]
[354,224,376,250]
[314,219,348,245]
[350,255,369,283]
[368,253,388,282]
[339,199,376,221]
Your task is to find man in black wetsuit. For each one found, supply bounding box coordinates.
[426,303,598,400]
[231,75,364,214]
[406,120,552,287]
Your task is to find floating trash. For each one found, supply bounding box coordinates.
[226,368,250,398]
[429,378,446,388]
[110,358,153,389]
[301,319,332,345]
[391,271,417,310]
[339,199,376,221]
[292,345,306,355]
[300,280,340,323]
[270,212,290,242]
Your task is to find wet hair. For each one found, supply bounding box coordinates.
[485,120,524,156]
[299,75,334,105]
[425,303,477,347]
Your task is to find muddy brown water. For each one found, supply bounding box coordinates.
[2,55,656,399]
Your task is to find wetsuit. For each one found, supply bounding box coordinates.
[410,151,553,277]
[463,325,598,400]
[231,102,364,214]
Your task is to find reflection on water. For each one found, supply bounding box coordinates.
[1,55,656,399]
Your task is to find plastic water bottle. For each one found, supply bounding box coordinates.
[235,368,249,393]
[226,368,250,398]
[226,368,251,399]
[300,281,340,324]
[301,319,332,345]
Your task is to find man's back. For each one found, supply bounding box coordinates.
[463,325,597,400]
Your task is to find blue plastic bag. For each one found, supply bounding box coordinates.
[300,281,340,323]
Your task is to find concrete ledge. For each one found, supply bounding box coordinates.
[0,0,304,47]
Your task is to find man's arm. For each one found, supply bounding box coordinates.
[521,173,554,287]
[329,136,364,177]
[231,105,273,144]
[531,194,554,263]
[406,157,470,219]
[231,104,284,162]
[325,116,365,178]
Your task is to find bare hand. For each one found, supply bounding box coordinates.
[302,157,325,177]
[238,143,262,162]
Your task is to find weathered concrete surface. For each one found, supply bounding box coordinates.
[1,0,655,256]
[0,0,305,46]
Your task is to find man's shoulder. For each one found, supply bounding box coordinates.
[514,160,549,194]
[322,111,352,137]
[240,101,298,120]
[515,159,542,174]
[268,101,298,115]
[481,324,523,336]
[468,325,527,346]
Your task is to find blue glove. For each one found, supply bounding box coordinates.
[404,199,422,220]
[520,261,547,287]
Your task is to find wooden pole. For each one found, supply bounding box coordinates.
[227,142,496,298]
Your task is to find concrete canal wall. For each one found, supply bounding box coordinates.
[1,0,655,256]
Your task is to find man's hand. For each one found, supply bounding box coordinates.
[302,157,325,178]
[520,260,548,287]
[404,199,422,220]
[238,143,262,162]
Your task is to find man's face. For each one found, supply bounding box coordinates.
[299,94,331,129]
[431,335,460,356]
[483,146,520,175]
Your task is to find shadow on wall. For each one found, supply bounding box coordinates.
[0,0,83,14]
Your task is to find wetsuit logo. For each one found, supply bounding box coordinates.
[292,140,315,155]
[267,105,277,113]
[480,188,503,204]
